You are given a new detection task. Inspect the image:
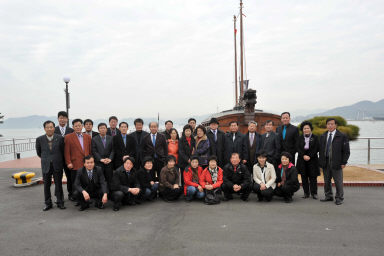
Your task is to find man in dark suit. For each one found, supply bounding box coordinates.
[73,155,108,211]
[206,118,225,168]
[111,157,141,211]
[83,119,99,138]
[64,119,92,197]
[224,121,247,165]
[113,122,136,169]
[162,120,179,140]
[143,121,168,180]
[221,153,252,201]
[92,123,114,189]
[130,118,149,168]
[319,118,350,205]
[260,120,281,171]
[36,120,66,211]
[107,116,121,136]
[188,118,197,137]
[54,111,74,200]
[244,121,261,174]
[276,112,299,165]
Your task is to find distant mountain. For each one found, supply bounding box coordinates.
[292,99,384,122]
[0,114,211,129]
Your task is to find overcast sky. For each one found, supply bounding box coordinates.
[1,0,383,120]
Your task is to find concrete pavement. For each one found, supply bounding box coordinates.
[1,167,384,256]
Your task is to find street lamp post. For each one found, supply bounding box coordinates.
[63,77,70,126]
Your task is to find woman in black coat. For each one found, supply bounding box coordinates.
[178,125,196,182]
[275,152,300,203]
[296,121,320,199]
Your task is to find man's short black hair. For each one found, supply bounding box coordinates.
[83,155,94,163]
[43,120,55,128]
[57,111,68,118]
[72,119,83,125]
[123,156,135,165]
[98,123,107,129]
[119,122,128,128]
[231,152,240,159]
[134,118,144,125]
[84,119,93,125]
[165,120,173,125]
[188,118,196,123]
[265,120,274,125]
[326,118,338,125]
[109,116,118,122]
[281,112,291,117]
[229,121,239,126]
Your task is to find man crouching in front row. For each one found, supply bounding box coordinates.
[111,157,141,211]
[73,155,108,211]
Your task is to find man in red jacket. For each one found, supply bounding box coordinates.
[64,119,92,192]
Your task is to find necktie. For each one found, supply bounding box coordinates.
[152,134,156,147]
[88,171,92,180]
[112,130,116,136]
[282,126,287,140]
[61,127,65,137]
[214,130,217,142]
[326,133,332,157]
[123,135,126,146]
[233,133,236,142]
[102,137,106,148]
[250,133,254,146]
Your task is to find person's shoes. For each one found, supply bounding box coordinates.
[68,195,75,201]
[302,194,310,199]
[312,194,318,200]
[74,202,80,206]
[284,197,293,203]
[335,200,343,205]
[222,196,233,201]
[127,200,136,206]
[98,204,105,209]
[57,204,66,210]
[257,197,263,202]
[79,205,89,211]
[185,198,192,203]
[241,197,249,202]
[113,206,119,211]
[43,204,53,211]
[134,199,141,205]
[320,197,333,202]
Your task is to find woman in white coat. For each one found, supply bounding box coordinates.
[253,151,276,202]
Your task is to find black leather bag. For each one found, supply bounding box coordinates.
[204,188,221,205]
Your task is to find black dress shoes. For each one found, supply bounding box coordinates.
[68,195,75,201]
[302,194,310,199]
[79,204,89,211]
[312,194,318,200]
[335,200,343,205]
[57,204,66,210]
[284,197,293,203]
[320,197,333,202]
[113,206,120,211]
[43,205,53,211]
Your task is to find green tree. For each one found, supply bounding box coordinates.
[299,116,359,140]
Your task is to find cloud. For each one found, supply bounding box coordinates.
[0,0,383,120]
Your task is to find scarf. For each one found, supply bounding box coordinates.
[191,167,199,183]
[208,167,218,183]
[304,133,312,150]
[278,163,294,183]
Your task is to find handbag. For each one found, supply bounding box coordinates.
[204,188,221,205]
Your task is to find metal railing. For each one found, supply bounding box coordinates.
[351,137,384,165]
[0,136,383,164]
[0,138,36,159]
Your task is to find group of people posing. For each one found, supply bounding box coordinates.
[36,110,350,212]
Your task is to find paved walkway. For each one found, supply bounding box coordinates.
[0,167,383,256]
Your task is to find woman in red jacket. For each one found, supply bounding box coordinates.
[183,155,204,201]
[199,155,223,193]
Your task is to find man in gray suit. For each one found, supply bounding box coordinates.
[319,118,350,205]
[92,123,114,189]
[36,120,66,211]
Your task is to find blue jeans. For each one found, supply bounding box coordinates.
[186,186,205,201]
[144,183,159,199]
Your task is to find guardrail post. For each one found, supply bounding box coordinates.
[367,138,371,165]
[13,138,17,160]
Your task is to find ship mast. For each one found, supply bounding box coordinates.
[239,0,244,102]
[234,15,238,106]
